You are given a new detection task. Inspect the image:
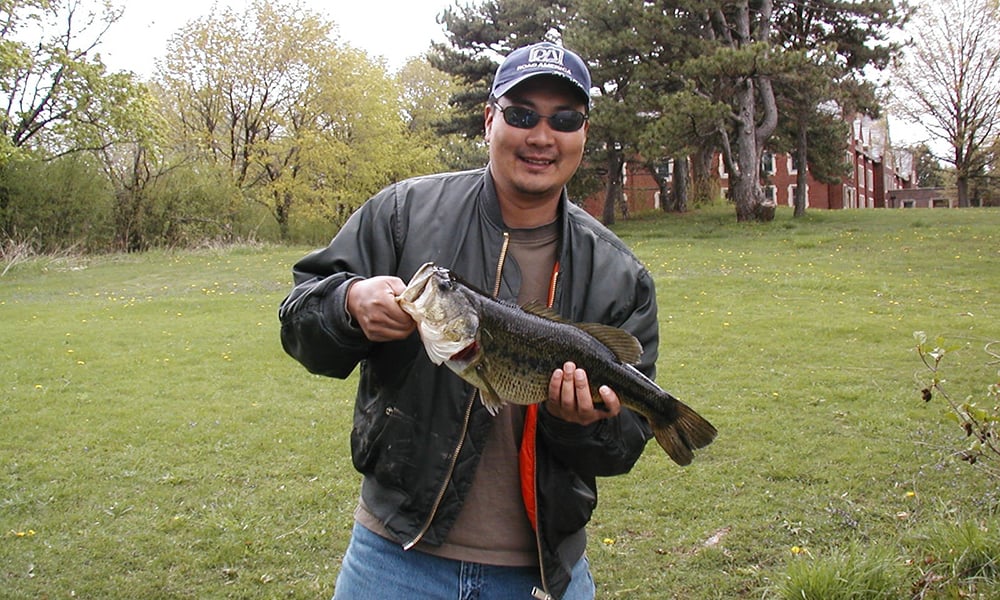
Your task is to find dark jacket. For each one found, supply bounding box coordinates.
[278,168,657,599]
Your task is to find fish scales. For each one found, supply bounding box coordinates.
[476,297,651,408]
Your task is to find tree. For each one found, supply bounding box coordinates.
[87,73,168,251]
[907,143,945,188]
[0,0,147,159]
[158,0,432,239]
[971,135,999,206]
[0,0,171,250]
[568,0,660,224]
[771,0,906,217]
[396,55,486,172]
[893,0,1000,207]
[658,0,780,222]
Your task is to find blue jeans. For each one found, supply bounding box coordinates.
[332,522,595,599]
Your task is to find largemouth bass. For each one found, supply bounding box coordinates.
[396,262,716,466]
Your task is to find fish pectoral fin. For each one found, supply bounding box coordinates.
[474,363,506,416]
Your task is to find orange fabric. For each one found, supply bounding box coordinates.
[519,261,559,532]
[519,403,539,531]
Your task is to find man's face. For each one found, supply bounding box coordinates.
[485,77,589,211]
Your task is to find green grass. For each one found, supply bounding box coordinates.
[2,206,999,599]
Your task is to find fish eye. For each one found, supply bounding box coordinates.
[437,279,453,292]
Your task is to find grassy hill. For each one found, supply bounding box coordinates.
[2,205,998,598]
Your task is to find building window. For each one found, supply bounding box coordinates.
[761,151,776,176]
[788,185,809,208]
[653,159,672,181]
[844,187,856,209]
[787,154,800,175]
[764,185,776,203]
[866,167,873,191]
[718,159,728,179]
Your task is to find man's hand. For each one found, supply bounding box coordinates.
[345,276,416,342]
[545,361,621,425]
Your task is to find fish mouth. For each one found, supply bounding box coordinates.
[397,262,443,305]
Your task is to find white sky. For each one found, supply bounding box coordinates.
[100,0,452,76]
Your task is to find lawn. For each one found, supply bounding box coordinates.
[2,206,998,599]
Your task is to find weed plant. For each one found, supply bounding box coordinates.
[2,206,999,598]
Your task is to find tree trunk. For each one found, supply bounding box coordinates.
[669,155,689,212]
[726,0,778,222]
[731,173,774,221]
[690,144,718,205]
[956,174,970,208]
[602,150,625,226]
[729,82,774,222]
[274,189,292,241]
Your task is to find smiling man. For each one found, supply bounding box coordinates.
[279,42,661,600]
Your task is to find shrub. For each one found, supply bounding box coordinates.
[915,332,1000,481]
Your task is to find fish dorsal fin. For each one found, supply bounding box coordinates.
[521,301,567,322]
[521,302,643,365]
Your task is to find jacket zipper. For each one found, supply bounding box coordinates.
[492,232,510,297]
[402,232,512,551]
[403,389,476,550]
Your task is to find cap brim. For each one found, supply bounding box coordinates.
[493,72,590,106]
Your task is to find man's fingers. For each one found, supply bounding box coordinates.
[347,277,416,341]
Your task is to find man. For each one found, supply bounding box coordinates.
[279,41,659,600]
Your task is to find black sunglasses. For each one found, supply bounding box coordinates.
[493,103,588,133]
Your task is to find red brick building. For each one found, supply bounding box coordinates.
[581,116,917,215]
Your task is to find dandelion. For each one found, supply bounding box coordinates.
[602,538,616,546]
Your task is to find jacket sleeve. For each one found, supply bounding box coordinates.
[278,186,403,378]
[538,267,659,477]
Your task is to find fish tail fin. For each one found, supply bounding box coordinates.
[651,402,717,466]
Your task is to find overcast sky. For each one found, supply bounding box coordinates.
[100,0,452,76]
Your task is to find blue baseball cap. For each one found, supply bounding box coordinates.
[491,42,591,106]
